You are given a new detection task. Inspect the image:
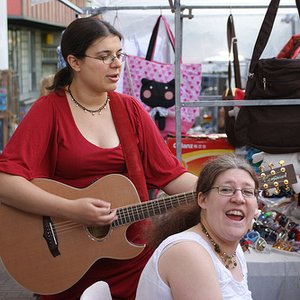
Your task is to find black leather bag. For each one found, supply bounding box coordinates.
[234,0,300,154]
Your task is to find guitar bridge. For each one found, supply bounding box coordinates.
[43,216,60,257]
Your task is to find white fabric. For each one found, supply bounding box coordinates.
[246,250,300,300]
[136,231,252,300]
[149,107,169,119]
[80,281,112,300]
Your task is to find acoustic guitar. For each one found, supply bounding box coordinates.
[0,163,296,294]
[0,174,195,295]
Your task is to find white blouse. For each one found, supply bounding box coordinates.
[136,231,252,300]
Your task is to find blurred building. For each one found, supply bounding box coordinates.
[7,0,87,105]
[0,0,87,151]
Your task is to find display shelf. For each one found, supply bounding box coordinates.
[181,98,300,107]
[82,1,300,159]
[171,1,300,159]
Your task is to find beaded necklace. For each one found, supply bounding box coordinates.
[201,223,237,270]
[67,86,109,116]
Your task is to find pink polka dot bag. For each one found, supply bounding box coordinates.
[123,15,202,138]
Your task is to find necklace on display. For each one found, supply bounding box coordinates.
[67,86,109,116]
[201,223,237,270]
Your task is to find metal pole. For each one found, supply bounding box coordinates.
[174,0,183,161]
[81,5,296,14]
[57,0,83,14]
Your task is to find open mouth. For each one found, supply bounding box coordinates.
[107,74,119,80]
[225,210,245,221]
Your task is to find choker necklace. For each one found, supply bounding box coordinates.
[67,86,109,116]
[201,223,237,270]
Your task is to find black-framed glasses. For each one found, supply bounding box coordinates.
[84,53,127,64]
[209,186,258,198]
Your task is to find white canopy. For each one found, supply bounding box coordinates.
[88,0,299,74]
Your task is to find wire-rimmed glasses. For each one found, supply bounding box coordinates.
[208,186,258,198]
[84,52,127,64]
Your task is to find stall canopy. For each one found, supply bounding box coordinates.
[88,0,299,75]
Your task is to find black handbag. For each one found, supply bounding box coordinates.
[234,0,300,154]
[222,13,244,147]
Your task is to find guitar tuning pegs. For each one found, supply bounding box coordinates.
[279,160,285,166]
[272,181,280,195]
[268,163,276,175]
[260,172,266,179]
[279,160,286,172]
[284,179,290,191]
[259,166,266,178]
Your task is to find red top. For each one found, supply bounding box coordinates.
[0,91,186,300]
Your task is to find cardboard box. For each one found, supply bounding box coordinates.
[167,134,235,175]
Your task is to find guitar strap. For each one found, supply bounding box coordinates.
[109,92,149,201]
[226,13,242,92]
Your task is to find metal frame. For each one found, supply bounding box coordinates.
[57,0,84,14]
[74,1,300,160]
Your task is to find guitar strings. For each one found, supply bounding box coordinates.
[116,192,195,221]
[50,192,196,235]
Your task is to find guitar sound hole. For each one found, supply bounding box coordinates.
[86,225,111,241]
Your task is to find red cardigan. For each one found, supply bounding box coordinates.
[0,91,186,300]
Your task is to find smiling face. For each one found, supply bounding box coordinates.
[198,168,258,245]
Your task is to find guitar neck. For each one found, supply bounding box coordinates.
[113,191,196,227]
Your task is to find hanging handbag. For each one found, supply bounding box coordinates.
[123,15,202,138]
[222,13,245,147]
[234,0,300,154]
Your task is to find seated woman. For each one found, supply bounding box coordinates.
[136,154,258,300]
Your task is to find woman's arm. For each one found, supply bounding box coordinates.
[0,172,117,226]
[159,241,222,300]
[163,172,198,195]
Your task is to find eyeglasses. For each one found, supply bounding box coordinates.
[209,186,257,198]
[83,53,127,65]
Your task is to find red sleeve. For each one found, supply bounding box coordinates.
[0,94,59,180]
[120,93,187,189]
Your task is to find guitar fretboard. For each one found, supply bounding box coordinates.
[112,191,196,227]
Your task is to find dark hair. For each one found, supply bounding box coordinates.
[195,153,259,195]
[51,17,123,92]
[146,154,258,249]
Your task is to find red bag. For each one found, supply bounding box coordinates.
[277,33,300,59]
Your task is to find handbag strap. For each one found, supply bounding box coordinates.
[226,14,242,91]
[248,0,300,74]
[146,15,175,61]
[109,92,149,201]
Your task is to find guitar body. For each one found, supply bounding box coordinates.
[0,174,144,295]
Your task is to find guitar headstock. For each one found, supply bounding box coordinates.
[258,160,297,196]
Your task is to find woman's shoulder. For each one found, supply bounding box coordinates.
[27,91,68,118]
[32,91,66,110]
[159,231,209,253]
